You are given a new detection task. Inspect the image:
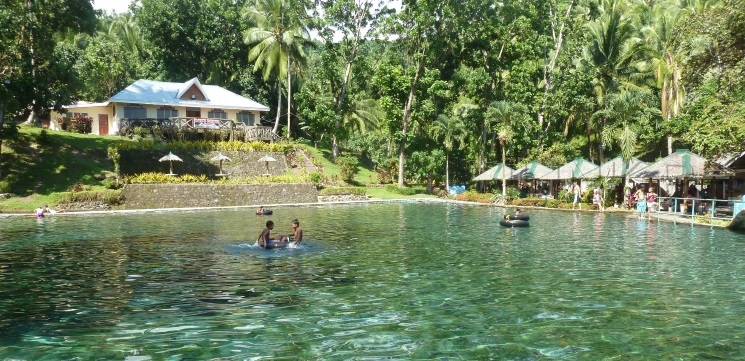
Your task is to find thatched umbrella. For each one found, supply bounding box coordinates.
[159,151,182,175]
[540,157,599,180]
[581,156,647,179]
[540,157,599,196]
[630,149,734,198]
[511,161,554,195]
[630,149,733,180]
[473,163,515,181]
[258,154,277,175]
[210,152,232,176]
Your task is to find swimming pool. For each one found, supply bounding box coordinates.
[1,202,744,359]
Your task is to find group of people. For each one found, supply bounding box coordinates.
[571,181,606,212]
[256,219,303,248]
[632,185,658,219]
[34,205,56,218]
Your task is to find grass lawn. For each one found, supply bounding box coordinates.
[365,186,438,200]
[300,144,379,185]
[0,126,128,212]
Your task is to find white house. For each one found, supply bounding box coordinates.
[50,78,270,136]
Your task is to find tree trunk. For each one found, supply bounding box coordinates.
[501,141,507,197]
[397,54,424,188]
[0,100,4,179]
[332,4,366,161]
[445,151,450,190]
[286,56,292,139]
[538,0,574,130]
[272,80,282,135]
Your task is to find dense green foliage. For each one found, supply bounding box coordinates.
[2,0,743,189]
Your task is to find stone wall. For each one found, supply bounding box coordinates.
[121,183,318,209]
[120,150,288,178]
[317,194,370,202]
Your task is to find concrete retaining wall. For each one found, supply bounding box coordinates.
[121,183,318,209]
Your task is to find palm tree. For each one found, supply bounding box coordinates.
[641,2,684,155]
[486,100,518,197]
[578,0,644,163]
[597,88,660,185]
[244,0,312,138]
[108,13,143,58]
[429,96,472,190]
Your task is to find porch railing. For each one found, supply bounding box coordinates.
[119,117,279,141]
[654,196,743,226]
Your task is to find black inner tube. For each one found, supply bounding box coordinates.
[504,214,530,221]
[499,219,530,227]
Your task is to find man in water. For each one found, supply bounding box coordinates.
[256,220,288,248]
[290,219,303,245]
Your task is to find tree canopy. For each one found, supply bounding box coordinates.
[1,0,743,187]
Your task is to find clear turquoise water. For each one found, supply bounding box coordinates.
[1,202,745,360]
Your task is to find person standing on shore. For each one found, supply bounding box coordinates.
[646,187,658,219]
[635,186,647,220]
[572,181,582,210]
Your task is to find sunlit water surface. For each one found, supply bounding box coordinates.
[1,202,745,360]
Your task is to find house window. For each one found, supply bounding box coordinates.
[156,106,178,119]
[123,105,147,119]
[236,111,255,126]
[65,112,88,117]
[208,109,227,119]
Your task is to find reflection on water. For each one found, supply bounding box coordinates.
[2,203,745,359]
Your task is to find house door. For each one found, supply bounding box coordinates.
[98,114,109,135]
[186,109,201,118]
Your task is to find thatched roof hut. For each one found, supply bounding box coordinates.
[511,161,554,180]
[630,149,734,180]
[581,156,647,178]
[473,163,515,181]
[540,157,599,180]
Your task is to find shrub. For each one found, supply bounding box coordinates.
[454,190,493,203]
[557,189,573,203]
[318,187,367,196]
[102,179,120,189]
[385,184,416,196]
[309,172,323,187]
[68,182,91,192]
[65,115,93,134]
[59,190,123,205]
[545,199,560,208]
[0,181,11,193]
[336,155,359,183]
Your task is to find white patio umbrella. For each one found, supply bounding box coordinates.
[159,151,183,175]
[258,154,277,175]
[210,152,232,175]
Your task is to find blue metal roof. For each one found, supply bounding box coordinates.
[109,78,270,112]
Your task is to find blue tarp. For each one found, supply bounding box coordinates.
[448,185,466,195]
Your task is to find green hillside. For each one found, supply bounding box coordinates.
[0,127,432,212]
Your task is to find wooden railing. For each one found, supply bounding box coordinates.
[119,117,279,141]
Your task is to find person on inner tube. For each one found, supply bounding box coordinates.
[256,206,265,215]
[256,220,288,248]
[504,209,523,220]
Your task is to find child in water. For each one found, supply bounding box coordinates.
[256,220,288,248]
[290,219,303,245]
